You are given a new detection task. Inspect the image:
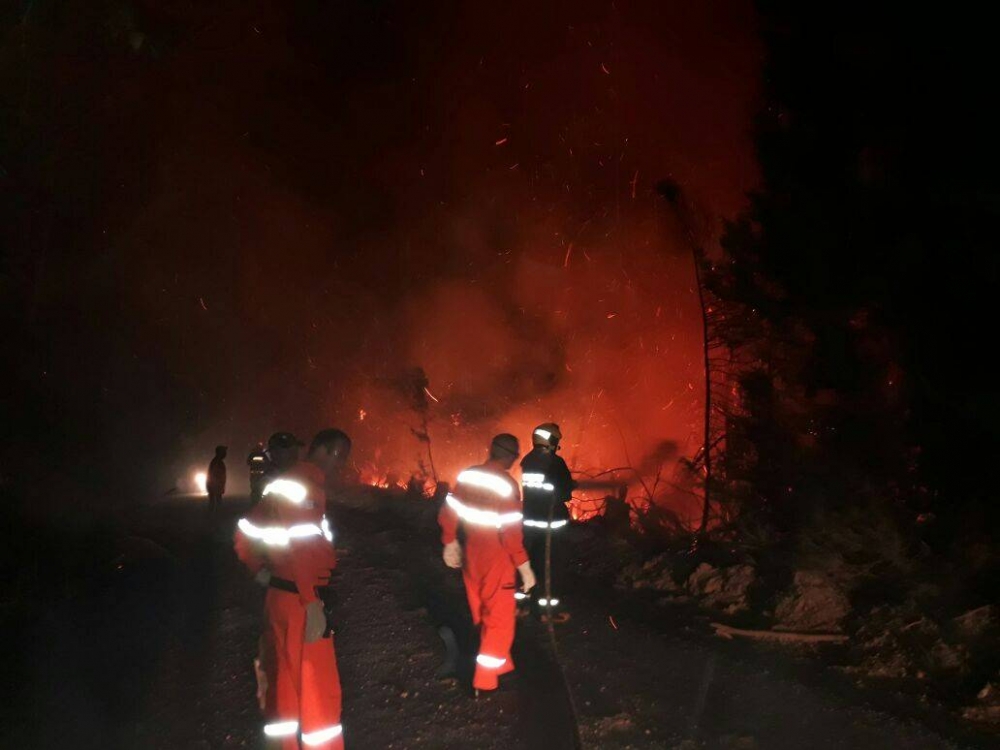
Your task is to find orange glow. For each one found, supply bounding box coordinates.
[335,232,712,530]
[219,2,757,533]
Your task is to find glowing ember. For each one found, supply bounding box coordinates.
[563,242,574,268]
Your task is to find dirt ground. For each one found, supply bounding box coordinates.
[4,491,999,749]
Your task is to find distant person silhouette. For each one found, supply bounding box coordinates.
[207,445,228,512]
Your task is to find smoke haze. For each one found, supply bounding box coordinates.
[2,1,760,519]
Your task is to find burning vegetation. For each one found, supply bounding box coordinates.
[5,0,1000,742]
[337,236,710,527]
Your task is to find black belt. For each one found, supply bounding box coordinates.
[270,576,335,596]
[269,577,337,636]
[269,576,298,594]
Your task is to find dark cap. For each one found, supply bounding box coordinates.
[490,433,520,458]
[268,431,304,449]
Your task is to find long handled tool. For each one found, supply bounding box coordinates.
[542,496,583,750]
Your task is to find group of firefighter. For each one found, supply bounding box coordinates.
[223,422,576,749]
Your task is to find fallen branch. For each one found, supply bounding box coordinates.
[711,622,848,644]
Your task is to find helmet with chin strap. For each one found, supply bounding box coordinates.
[531,423,562,450]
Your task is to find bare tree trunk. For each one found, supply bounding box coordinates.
[654,178,713,539]
[693,249,713,538]
[421,413,438,484]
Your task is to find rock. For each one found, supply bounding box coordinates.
[648,569,680,592]
[774,570,851,633]
[863,653,912,679]
[850,603,973,682]
[927,641,969,675]
[686,563,719,594]
[848,624,913,679]
[979,681,1000,704]
[617,553,680,592]
[898,616,940,641]
[952,605,998,641]
[687,563,755,614]
[963,678,1000,724]
[962,705,1000,724]
[642,553,670,573]
[848,627,913,680]
[593,713,634,733]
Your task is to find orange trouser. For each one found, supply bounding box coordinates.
[262,589,344,749]
[463,553,517,690]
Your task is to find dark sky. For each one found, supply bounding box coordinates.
[2,1,760,513]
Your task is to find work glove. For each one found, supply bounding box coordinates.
[253,656,269,711]
[304,600,327,643]
[254,568,272,588]
[517,561,536,593]
[442,540,462,569]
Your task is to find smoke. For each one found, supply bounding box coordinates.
[3,1,760,517]
[337,206,709,512]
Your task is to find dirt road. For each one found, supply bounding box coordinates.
[6,492,995,749]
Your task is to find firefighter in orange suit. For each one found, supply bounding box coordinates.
[235,429,352,749]
[439,433,536,693]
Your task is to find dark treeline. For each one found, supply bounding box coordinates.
[705,4,1000,592]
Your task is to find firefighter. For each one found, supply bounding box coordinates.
[207,445,227,513]
[235,429,350,749]
[439,433,536,694]
[519,423,576,621]
[248,442,269,505]
[265,432,304,479]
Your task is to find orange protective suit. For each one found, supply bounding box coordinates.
[235,462,344,749]
[438,463,529,691]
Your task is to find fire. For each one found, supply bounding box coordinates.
[194,471,207,495]
[357,462,436,497]
[299,32,746,524]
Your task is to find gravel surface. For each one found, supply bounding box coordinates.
[6,492,998,750]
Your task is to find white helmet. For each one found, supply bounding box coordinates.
[531,423,563,449]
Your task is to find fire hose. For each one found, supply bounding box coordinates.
[543,497,583,750]
[538,477,626,748]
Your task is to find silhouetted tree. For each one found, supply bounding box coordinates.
[705,5,1000,574]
